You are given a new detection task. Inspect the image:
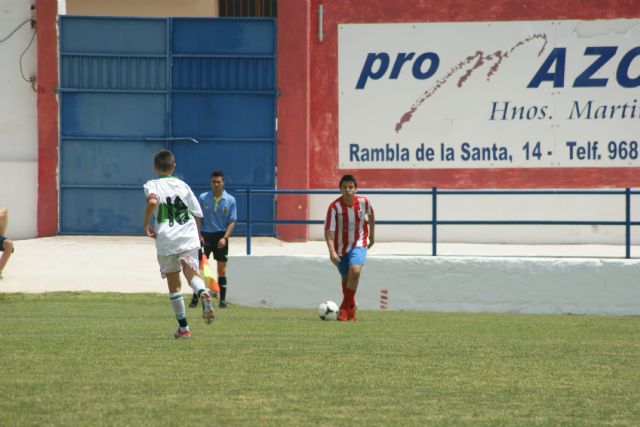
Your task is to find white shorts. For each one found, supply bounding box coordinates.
[157,248,200,279]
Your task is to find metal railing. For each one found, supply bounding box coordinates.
[235,188,640,258]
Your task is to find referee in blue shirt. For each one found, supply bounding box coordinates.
[190,170,237,308]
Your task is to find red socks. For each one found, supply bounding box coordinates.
[341,287,356,310]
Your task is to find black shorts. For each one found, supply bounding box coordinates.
[202,231,229,262]
[0,235,8,252]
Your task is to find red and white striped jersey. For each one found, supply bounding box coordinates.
[324,195,374,256]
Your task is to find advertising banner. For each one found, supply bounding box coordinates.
[338,20,640,169]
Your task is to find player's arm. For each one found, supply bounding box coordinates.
[0,206,8,236]
[224,221,236,239]
[324,229,340,265]
[197,193,206,246]
[218,198,237,248]
[185,188,204,245]
[218,220,236,249]
[367,209,375,249]
[143,194,158,238]
[324,206,340,264]
[195,214,205,247]
[225,198,237,240]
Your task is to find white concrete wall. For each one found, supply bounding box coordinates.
[228,255,640,315]
[309,192,640,245]
[4,237,637,317]
[0,0,38,239]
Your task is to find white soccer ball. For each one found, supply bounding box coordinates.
[318,300,339,320]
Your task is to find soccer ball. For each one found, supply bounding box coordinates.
[318,301,339,320]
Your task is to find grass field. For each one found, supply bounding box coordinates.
[1,292,639,426]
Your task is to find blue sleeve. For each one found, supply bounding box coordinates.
[229,197,237,223]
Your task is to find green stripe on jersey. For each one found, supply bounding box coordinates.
[157,199,193,224]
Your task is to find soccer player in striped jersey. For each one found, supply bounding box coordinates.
[324,174,375,321]
[143,149,215,339]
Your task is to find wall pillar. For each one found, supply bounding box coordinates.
[275,0,311,241]
[36,0,59,236]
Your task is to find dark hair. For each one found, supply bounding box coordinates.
[210,170,225,180]
[154,149,175,173]
[339,174,357,188]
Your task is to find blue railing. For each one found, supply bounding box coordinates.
[235,188,640,258]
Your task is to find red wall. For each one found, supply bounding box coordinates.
[37,0,59,236]
[299,0,640,190]
[276,0,311,240]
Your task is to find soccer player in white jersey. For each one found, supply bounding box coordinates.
[324,174,375,321]
[143,149,215,339]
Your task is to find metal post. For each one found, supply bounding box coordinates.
[247,188,252,255]
[625,187,631,259]
[432,187,437,256]
[166,18,172,148]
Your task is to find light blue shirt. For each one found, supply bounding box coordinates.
[198,190,237,233]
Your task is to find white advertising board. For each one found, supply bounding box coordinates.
[338,20,640,169]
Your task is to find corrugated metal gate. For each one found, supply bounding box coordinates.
[59,16,276,235]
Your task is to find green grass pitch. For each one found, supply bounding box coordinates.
[1,292,639,426]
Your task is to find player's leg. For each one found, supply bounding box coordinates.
[0,207,11,280]
[344,247,367,321]
[214,233,229,308]
[180,250,214,324]
[335,268,348,318]
[346,265,362,290]
[345,265,363,321]
[338,265,361,321]
[0,236,13,280]
[0,207,8,236]
[189,286,200,307]
[336,256,351,321]
[217,260,228,307]
[191,233,214,308]
[165,270,190,339]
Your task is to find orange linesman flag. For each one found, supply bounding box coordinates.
[200,251,220,293]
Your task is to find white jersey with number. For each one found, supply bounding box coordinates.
[143,176,203,256]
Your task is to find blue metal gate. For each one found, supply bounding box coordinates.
[59,16,276,235]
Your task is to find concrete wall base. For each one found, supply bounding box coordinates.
[228,255,640,316]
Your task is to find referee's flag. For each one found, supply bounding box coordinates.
[200,250,220,293]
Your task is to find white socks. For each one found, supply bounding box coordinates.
[169,292,187,327]
[188,276,207,296]
[170,277,205,332]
